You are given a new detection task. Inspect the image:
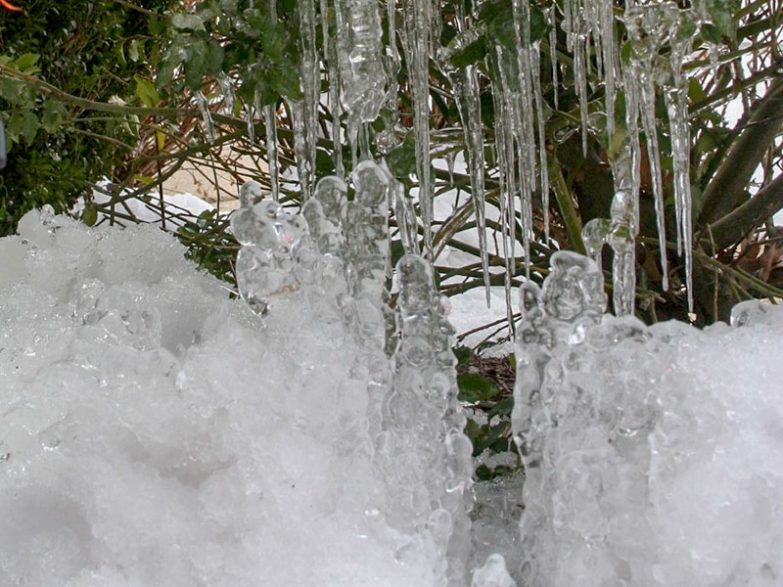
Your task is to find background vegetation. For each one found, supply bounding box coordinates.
[2,0,782,472]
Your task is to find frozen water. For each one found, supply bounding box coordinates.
[512,251,783,587]
[4,204,783,586]
[0,207,470,586]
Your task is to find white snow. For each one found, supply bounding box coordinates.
[0,209,452,587]
[3,208,783,586]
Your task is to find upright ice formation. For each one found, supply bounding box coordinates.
[379,253,475,585]
[0,207,477,586]
[512,250,783,586]
[231,181,310,315]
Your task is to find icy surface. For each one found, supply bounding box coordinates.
[512,252,783,587]
[4,207,783,586]
[0,208,464,586]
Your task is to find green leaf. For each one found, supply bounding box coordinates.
[488,397,514,419]
[41,100,67,133]
[449,37,487,69]
[21,110,39,145]
[702,0,738,41]
[13,53,39,73]
[457,373,500,402]
[453,345,472,368]
[172,13,205,32]
[529,5,548,43]
[82,203,98,227]
[205,42,225,77]
[0,78,30,106]
[700,22,724,44]
[135,76,160,107]
[620,40,633,67]
[271,67,303,100]
[184,41,208,89]
[128,39,141,63]
[387,132,418,178]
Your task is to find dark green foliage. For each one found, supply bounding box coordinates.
[0,0,177,235]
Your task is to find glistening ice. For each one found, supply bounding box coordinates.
[2,206,783,586]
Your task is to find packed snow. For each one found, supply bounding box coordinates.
[2,207,783,586]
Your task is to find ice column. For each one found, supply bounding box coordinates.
[231,182,310,315]
[376,253,473,586]
[512,252,607,586]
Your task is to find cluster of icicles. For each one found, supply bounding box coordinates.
[231,161,496,585]
[204,0,721,316]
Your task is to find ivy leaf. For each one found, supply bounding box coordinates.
[529,5,548,43]
[135,75,160,107]
[171,13,205,32]
[205,42,225,78]
[449,36,487,68]
[270,67,303,100]
[22,111,39,144]
[13,53,39,73]
[387,132,417,178]
[41,100,67,133]
[184,41,208,89]
[82,203,98,227]
[488,397,514,419]
[702,0,738,41]
[457,373,500,403]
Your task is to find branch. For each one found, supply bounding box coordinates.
[707,173,783,249]
[698,69,783,225]
[549,158,585,255]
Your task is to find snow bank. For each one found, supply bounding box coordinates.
[0,208,446,586]
[512,253,783,587]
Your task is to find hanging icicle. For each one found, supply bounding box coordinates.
[401,0,434,257]
[623,3,680,292]
[664,10,700,313]
[333,0,387,164]
[297,0,319,199]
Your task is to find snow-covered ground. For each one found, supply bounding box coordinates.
[3,208,783,586]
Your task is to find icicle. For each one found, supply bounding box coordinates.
[232,182,309,315]
[218,73,236,116]
[390,254,473,585]
[195,91,215,143]
[439,30,492,306]
[464,64,491,306]
[333,0,387,161]
[491,52,516,329]
[608,190,636,316]
[664,9,699,313]
[623,4,681,291]
[548,6,559,112]
[509,0,536,277]
[531,44,550,241]
[320,0,344,177]
[394,181,420,256]
[264,103,279,201]
[290,100,313,199]
[297,0,319,196]
[377,0,402,156]
[599,0,616,139]
[402,0,434,256]
[246,98,256,143]
[581,218,610,275]
[574,34,590,156]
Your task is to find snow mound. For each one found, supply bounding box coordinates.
[513,252,783,587]
[0,209,445,587]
